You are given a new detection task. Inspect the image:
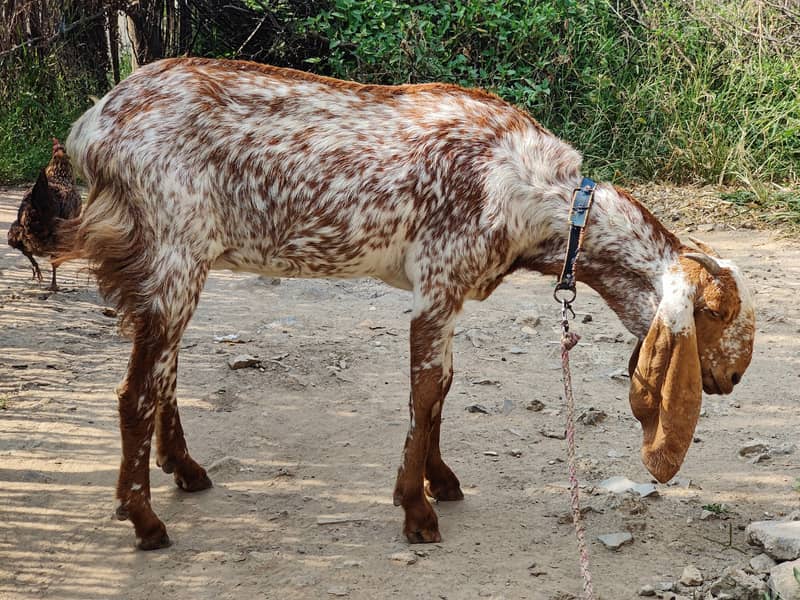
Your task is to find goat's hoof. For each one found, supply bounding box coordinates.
[175,469,212,492]
[405,527,442,544]
[403,502,441,544]
[137,531,171,551]
[425,480,464,502]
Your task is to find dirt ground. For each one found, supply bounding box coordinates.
[1,186,798,600]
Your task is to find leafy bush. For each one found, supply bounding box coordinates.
[304,0,800,186]
[0,52,96,183]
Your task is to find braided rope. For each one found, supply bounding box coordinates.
[561,329,596,600]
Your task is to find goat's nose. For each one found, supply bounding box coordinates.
[731,372,741,385]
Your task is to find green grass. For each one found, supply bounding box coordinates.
[701,502,729,514]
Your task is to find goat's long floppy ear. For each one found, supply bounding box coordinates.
[629,301,702,483]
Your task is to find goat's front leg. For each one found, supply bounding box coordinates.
[424,335,463,502]
[393,304,458,543]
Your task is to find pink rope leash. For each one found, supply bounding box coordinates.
[561,329,596,600]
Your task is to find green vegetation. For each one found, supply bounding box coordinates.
[701,502,729,514]
[1,0,798,200]
[305,0,799,187]
[0,53,96,183]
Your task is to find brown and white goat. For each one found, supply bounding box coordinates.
[56,57,755,549]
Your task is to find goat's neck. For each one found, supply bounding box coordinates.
[521,184,682,339]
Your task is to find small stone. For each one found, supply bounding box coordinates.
[470,378,500,386]
[655,580,676,592]
[680,565,703,586]
[466,404,490,414]
[465,329,491,348]
[341,560,363,569]
[227,354,260,370]
[748,553,776,573]
[327,586,349,596]
[632,483,658,498]
[608,369,630,381]
[526,400,545,412]
[515,310,541,328]
[102,307,117,317]
[748,451,771,464]
[597,532,633,550]
[638,584,656,596]
[598,476,636,494]
[214,333,244,343]
[700,510,717,521]
[581,314,593,323]
[768,558,800,600]
[389,551,417,565]
[540,429,566,440]
[508,449,523,458]
[483,451,499,457]
[739,440,770,457]
[508,346,528,355]
[667,477,693,489]
[593,333,619,343]
[528,562,547,576]
[697,223,715,232]
[578,408,607,425]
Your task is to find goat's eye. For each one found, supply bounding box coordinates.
[704,308,721,319]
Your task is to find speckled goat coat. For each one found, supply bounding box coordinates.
[58,57,756,550]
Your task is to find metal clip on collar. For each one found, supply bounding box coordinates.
[554,177,597,328]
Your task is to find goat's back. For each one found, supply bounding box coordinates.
[66,58,582,283]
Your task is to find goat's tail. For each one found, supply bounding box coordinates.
[53,181,155,335]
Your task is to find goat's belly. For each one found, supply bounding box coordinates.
[211,244,413,290]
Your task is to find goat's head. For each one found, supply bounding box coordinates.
[628,242,755,483]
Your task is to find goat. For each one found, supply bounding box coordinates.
[55,57,755,550]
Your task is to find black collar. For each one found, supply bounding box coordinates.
[554,177,597,305]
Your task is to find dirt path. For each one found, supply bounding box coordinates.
[1,187,798,600]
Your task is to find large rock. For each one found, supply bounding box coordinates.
[769,558,800,600]
[708,567,768,600]
[746,520,800,560]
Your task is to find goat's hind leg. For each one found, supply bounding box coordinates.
[116,259,211,549]
[154,349,212,492]
[115,326,173,550]
[152,262,212,492]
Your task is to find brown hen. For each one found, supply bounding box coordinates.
[7,139,82,290]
